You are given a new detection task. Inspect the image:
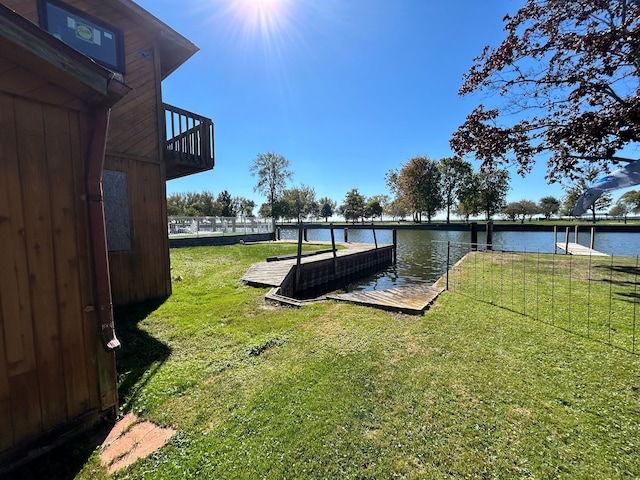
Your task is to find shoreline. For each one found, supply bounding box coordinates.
[276,222,640,233]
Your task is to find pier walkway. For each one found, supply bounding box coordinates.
[242,241,442,314]
[556,243,609,256]
[241,242,380,287]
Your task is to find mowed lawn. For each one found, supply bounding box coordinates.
[15,243,640,479]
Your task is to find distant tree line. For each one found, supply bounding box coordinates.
[168,152,631,225]
[167,191,255,218]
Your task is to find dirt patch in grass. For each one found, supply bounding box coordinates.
[99,414,175,475]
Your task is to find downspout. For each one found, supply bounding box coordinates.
[87,106,120,351]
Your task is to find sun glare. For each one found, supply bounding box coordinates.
[219,0,297,70]
[233,0,289,35]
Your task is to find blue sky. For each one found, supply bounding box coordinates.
[136,0,568,209]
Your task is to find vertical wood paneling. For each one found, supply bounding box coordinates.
[15,97,67,430]
[106,156,171,307]
[0,92,42,445]
[0,297,12,451]
[67,107,118,412]
[43,104,91,419]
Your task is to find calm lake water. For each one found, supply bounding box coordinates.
[279,227,640,291]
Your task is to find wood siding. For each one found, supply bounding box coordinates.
[3,0,173,306]
[0,87,116,452]
[106,155,171,306]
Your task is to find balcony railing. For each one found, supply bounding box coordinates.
[164,103,214,180]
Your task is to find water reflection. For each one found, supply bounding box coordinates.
[278,226,640,291]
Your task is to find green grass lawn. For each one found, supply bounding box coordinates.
[13,243,640,479]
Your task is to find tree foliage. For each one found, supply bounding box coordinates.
[340,188,366,223]
[538,196,561,219]
[250,152,293,219]
[561,165,613,221]
[438,157,474,223]
[281,185,316,222]
[318,197,337,222]
[396,156,444,222]
[477,170,511,220]
[451,0,640,182]
[501,199,538,223]
[216,190,235,217]
[610,190,640,220]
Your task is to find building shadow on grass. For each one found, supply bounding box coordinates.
[4,298,171,480]
[114,297,173,414]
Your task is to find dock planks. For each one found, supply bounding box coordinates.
[556,242,609,256]
[241,242,382,287]
[326,284,443,315]
[243,242,444,313]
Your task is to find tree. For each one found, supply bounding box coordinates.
[282,185,316,223]
[250,152,293,226]
[438,157,474,224]
[216,190,235,217]
[318,197,337,222]
[199,191,216,216]
[340,188,366,223]
[451,0,640,183]
[609,199,631,222]
[618,190,640,212]
[477,170,510,220]
[500,202,520,222]
[258,203,271,218]
[538,196,560,220]
[365,198,383,221]
[366,195,389,221]
[234,197,256,217]
[396,156,443,223]
[562,166,613,222]
[455,173,482,222]
[609,190,640,222]
[387,197,410,221]
[500,200,537,223]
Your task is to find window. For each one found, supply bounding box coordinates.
[38,0,125,73]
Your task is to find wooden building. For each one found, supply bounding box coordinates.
[0,0,213,467]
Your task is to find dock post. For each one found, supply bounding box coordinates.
[470,222,478,251]
[330,225,337,275]
[486,221,493,251]
[553,226,557,254]
[574,225,579,244]
[344,228,348,243]
[372,228,378,259]
[590,226,595,250]
[392,229,397,264]
[295,224,303,290]
[446,241,450,291]
[303,227,308,242]
[565,227,570,254]
[276,227,281,241]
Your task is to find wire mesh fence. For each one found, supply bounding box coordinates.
[443,242,639,354]
[168,216,273,238]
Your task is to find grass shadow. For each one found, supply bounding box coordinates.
[114,298,173,414]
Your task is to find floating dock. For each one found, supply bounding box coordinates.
[326,284,443,315]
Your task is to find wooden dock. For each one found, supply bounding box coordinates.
[556,242,609,256]
[241,242,385,288]
[242,241,443,313]
[326,284,443,315]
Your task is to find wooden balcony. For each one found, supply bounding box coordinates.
[164,103,214,180]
